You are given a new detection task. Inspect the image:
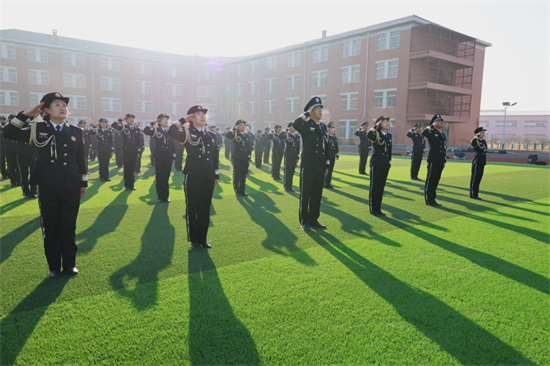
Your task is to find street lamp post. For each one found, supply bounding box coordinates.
[501,101,517,151]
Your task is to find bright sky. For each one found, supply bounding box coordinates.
[1,0,548,112]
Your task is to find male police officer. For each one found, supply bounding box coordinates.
[226,120,250,196]
[0,115,9,179]
[223,127,232,159]
[368,116,393,216]
[92,118,114,181]
[325,122,339,189]
[269,125,285,180]
[17,128,38,198]
[112,113,143,190]
[355,122,371,175]
[3,92,87,278]
[4,114,20,186]
[280,122,301,192]
[406,123,425,181]
[470,127,488,200]
[78,120,92,171]
[263,127,272,164]
[292,97,330,231]
[254,130,265,168]
[422,114,447,207]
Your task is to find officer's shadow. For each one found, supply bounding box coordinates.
[246,173,283,195]
[187,250,261,365]
[109,204,175,309]
[138,180,158,204]
[1,217,41,265]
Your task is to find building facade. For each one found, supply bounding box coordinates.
[1,15,490,145]
[479,110,549,144]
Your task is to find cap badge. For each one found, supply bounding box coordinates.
[55,93,61,97]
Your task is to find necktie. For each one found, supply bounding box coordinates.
[56,125,61,132]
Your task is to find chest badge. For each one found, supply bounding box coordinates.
[71,136,76,141]
[39,132,49,137]
[310,127,315,131]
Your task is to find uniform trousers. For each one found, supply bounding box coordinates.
[255,149,263,168]
[410,151,423,179]
[6,150,20,185]
[184,174,215,244]
[115,147,123,167]
[224,141,232,159]
[233,159,248,194]
[89,147,96,161]
[175,144,184,171]
[1,147,9,178]
[299,168,324,225]
[284,155,298,190]
[325,157,336,186]
[425,162,445,204]
[18,155,37,195]
[359,148,369,174]
[369,166,389,214]
[135,152,142,173]
[97,150,111,180]
[122,150,137,188]
[264,147,271,163]
[470,163,485,198]
[272,152,283,179]
[155,157,172,201]
[38,185,80,272]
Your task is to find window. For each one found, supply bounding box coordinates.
[197,86,216,98]
[264,100,277,114]
[478,121,489,128]
[312,46,329,63]
[248,101,258,115]
[264,78,277,93]
[134,62,152,75]
[285,97,300,113]
[286,74,300,90]
[377,30,400,51]
[388,60,398,78]
[30,92,47,106]
[311,70,328,87]
[63,73,86,88]
[62,53,84,67]
[249,61,258,74]
[235,83,244,96]
[28,48,48,63]
[66,95,86,110]
[342,39,361,57]
[287,52,301,67]
[248,81,258,95]
[389,31,400,49]
[165,66,183,78]
[166,83,185,97]
[524,134,547,141]
[166,102,185,115]
[135,80,153,94]
[340,65,360,84]
[0,90,18,106]
[0,67,17,83]
[373,89,397,109]
[236,64,243,77]
[236,102,244,116]
[524,121,547,128]
[338,120,359,139]
[100,77,121,91]
[376,33,386,51]
[375,59,399,80]
[28,69,49,85]
[100,57,120,71]
[0,44,16,59]
[197,69,217,80]
[496,121,517,128]
[340,92,359,110]
[265,57,277,72]
[134,100,152,113]
[101,98,121,112]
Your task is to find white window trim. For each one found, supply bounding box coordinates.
[340,92,359,110]
[0,66,17,83]
[340,65,360,84]
[373,88,397,109]
[375,58,399,80]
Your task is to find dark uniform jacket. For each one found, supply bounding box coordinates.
[280,131,301,159]
[367,128,392,169]
[3,114,88,189]
[82,129,92,151]
[111,122,143,153]
[292,116,330,172]
[406,130,425,153]
[143,125,175,161]
[262,133,272,149]
[225,129,251,161]
[268,132,285,154]
[471,136,487,165]
[3,135,18,152]
[93,128,115,153]
[327,134,339,159]
[254,134,265,151]
[17,139,37,157]
[422,126,447,165]
[168,122,220,181]
[355,129,371,151]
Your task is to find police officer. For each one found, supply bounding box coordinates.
[292,96,330,231]
[144,113,176,202]
[325,122,339,189]
[355,122,371,175]
[135,127,145,173]
[77,120,91,172]
[168,105,219,250]
[89,124,97,162]
[263,127,272,164]
[368,116,393,216]
[174,125,186,171]
[17,127,38,198]
[254,129,265,168]
[269,125,285,180]
[222,127,232,159]
[5,114,20,186]
[3,92,87,278]
[113,127,123,168]
[280,122,301,192]
[0,116,9,180]
[406,123,425,181]
[422,114,447,207]
[470,127,487,200]
[226,119,250,196]
[112,113,143,190]
[92,118,114,181]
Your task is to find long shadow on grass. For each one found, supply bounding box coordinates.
[79,178,103,205]
[0,196,29,216]
[188,250,261,365]
[307,230,535,364]
[109,203,174,309]
[247,173,283,194]
[237,186,316,266]
[0,217,41,265]
[0,276,70,365]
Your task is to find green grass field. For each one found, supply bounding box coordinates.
[1,150,549,365]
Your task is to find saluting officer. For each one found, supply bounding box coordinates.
[367,116,393,216]
[5,114,20,186]
[1,115,9,180]
[168,105,219,250]
[406,123,425,181]
[226,119,250,196]
[222,127,232,159]
[144,113,176,203]
[269,125,285,180]
[422,114,447,207]
[292,96,330,231]
[112,113,143,190]
[280,122,301,192]
[325,122,339,189]
[77,120,91,171]
[254,129,265,168]
[470,126,488,200]
[16,127,38,198]
[3,92,87,278]
[113,127,123,168]
[135,127,145,173]
[92,118,114,181]
[263,127,272,164]
[355,122,371,175]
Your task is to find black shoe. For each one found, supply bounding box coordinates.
[301,223,312,231]
[378,211,386,216]
[371,211,380,217]
[10,183,17,187]
[165,199,171,203]
[201,242,212,248]
[327,184,334,189]
[411,177,421,181]
[49,271,61,279]
[285,189,295,193]
[310,221,327,229]
[274,177,282,181]
[30,194,38,199]
[65,267,79,276]
[432,201,442,207]
[105,179,111,182]
[241,193,249,197]
[191,242,200,250]
[23,193,30,199]
[359,172,367,175]
[471,196,482,200]
[236,193,243,197]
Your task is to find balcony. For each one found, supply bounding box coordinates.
[410,24,476,61]
[407,88,471,123]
